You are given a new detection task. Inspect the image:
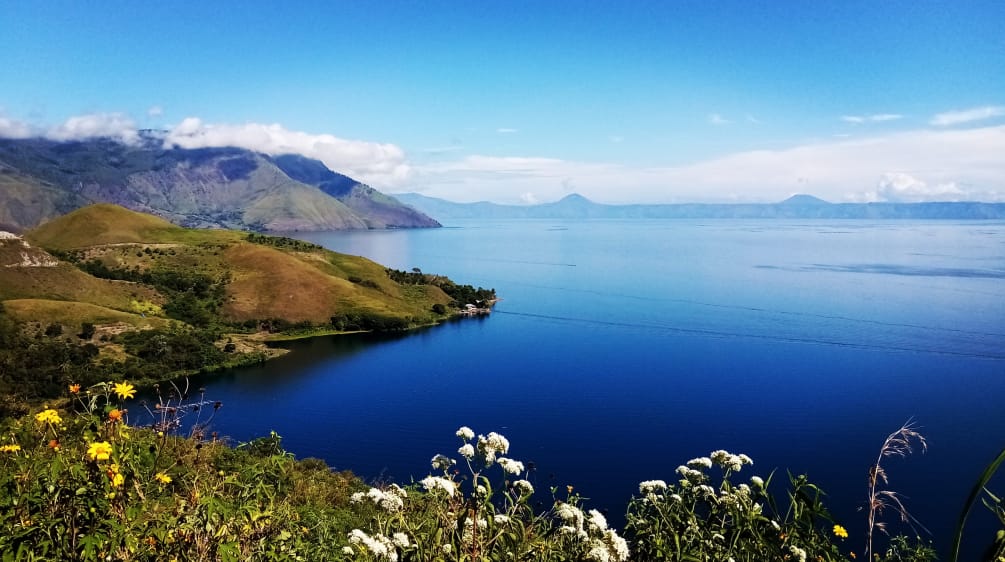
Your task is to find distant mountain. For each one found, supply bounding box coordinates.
[0,136,439,232]
[395,192,1005,221]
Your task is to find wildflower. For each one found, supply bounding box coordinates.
[365,485,407,512]
[738,453,753,465]
[494,514,510,524]
[458,443,475,459]
[513,479,534,496]
[687,457,712,470]
[391,532,410,549]
[350,492,365,504]
[155,472,172,484]
[48,439,59,450]
[69,384,80,394]
[113,381,136,400]
[788,545,807,562]
[431,453,456,470]
[111,473,125,487]
[35,409,62,425]
[497,457,525,475]
[670,493,683,502]
[567,485,574,494]
[639,480,668,494]
[108,409,123,422]
[477,431,510,465]
[556,503,585,528]
[420,475,457,497]
[833,524,849,539]
[587,509,608,532]
[0,444,21,453]
[750,476,765,487]
[348,529,398,561]
[86,441,113,462]
[442,544,452,554]
[461,517,488,546]
[456,426,475,440]
[341,546,355,556]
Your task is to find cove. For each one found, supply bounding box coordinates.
[163,219,1005,557]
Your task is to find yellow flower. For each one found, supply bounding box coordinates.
[0,444,21,453]
[87,441,113,462]
[154,472,172,485]
[833,524,849,539]
[110,473,125,487]
[113,381,136,400]
[68,384,80,394]
[35,409,62,425]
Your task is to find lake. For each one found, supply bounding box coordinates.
[174,219,1005,556]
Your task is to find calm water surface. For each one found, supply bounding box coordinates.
[176,220,1005,554]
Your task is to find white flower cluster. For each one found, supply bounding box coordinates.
[431,453,456,471]
[350,484,408,512]
[456,426,475,440]
[638,480,667,495]
[420,475,458,497]
[458,443,475,459]
[477,432,510,465]
[513,479,534,496]
[587,509,608,533]
[788,544,807,562]
[497,457,525,475]
[676,464,706,483]
[709,450,753,472]
[585,530,631,562]
[347,529,400,561]
[461,517,488,546]
[687,457,713,470]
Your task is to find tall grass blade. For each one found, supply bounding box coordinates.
[949,446,1005,562]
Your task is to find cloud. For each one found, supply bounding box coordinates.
[411,125,1005,204]
[147,105,163,118]
[164,117,410,187]
[708,113,731,125]
[841,114,902,124]
[0,114,34,139]
[930,105,1005,126]
[865,172,966,203]
[46,113,140,144]
[519,192,538,204]
[496,128,518,134]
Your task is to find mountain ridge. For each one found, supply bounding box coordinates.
[395,192,1005,220]
[0,137,439,232]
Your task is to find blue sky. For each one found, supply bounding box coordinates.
[2,1,1004,203]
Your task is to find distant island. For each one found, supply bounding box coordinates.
[395,192,1005,220]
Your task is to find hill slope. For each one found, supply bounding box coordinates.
[13,204,471,327]
[0,136,439,232]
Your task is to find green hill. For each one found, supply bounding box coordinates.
[0,204,492,401]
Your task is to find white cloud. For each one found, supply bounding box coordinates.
[708,113,731,125]
[864,172,966,203]
[0,114,34,139]
[147,105,163,118]
[411,126,1005,204]
[164,117,410,187]
[841,113,902,124]
[930,105,1005,126]
[46,113,140,144]
[496,127,518,134]
[519,192,538,204]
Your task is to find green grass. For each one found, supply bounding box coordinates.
[2,299,172,331]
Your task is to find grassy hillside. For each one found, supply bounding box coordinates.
[1,204,487,402]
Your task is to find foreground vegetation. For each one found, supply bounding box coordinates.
[2,383,1002,560]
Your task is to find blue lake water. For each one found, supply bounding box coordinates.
[173,220,1005,555]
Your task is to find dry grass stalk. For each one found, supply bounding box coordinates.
[865,419,928,560]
